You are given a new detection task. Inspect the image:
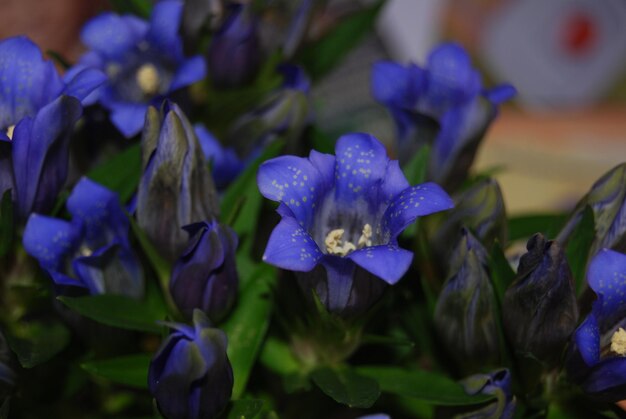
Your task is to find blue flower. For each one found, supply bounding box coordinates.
[568,249,626,402]
[22,177,143,297]
[170,220,239,322]
[149,309,233,419]
[194,124,243,189]
[0,36,105,219]
[257,132,453,316]
[371,43,516,189]
[73,0,207,137]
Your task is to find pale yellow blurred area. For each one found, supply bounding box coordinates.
[476,105,626,214]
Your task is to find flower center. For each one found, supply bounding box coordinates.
[136,63,160,95]
[611,327,626,356]
[324,224,372,256]
[6,125,14,140]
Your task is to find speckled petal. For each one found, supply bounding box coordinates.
[81,13,148,59]
[348,244,413,284]
[587,249,626,319]
[22,214,81,272]
[262,216,322,272]
[574,312,601,366]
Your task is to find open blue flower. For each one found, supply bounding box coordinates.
[0,36,105,219]
[371,43,515,189]
[568,249,626,402]
[22,177,143,297]
[258,133,453,316]
[73,0,206,137]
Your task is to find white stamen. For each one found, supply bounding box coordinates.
[136,63,160,95]
[80,246,93,257]
[324,229,356,256]
[611,328,626,356]
[357,223,372,248]
[6,125,15,140]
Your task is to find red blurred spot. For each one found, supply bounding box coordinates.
[561,12,597,56]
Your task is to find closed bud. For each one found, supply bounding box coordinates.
[457,369,516,419]
[503,234,578,364]
[148,310,233,419]
[137,101,219,261]
[434,230,500,367]
[208,3,261,88]
[170,221,239,323]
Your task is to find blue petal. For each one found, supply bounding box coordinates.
[583,356,626,396]
[371,61,424,109]
[383,182,454,239]
[110,103,148,138]
[81,13,148,59]
[262,216,322,271]
[378,160,410,203]
[147,0,184,55]
[12,95,82,218]
[333,133,389,207]
[575,313,601,366]
[348,245,413,284]
[22,214,81,272]
[194,124,242,188]
[484,84,516,105]
[63,66,107,102]
[0,36,64,128]
[279,64,311,92]
[587,249,626,320]
[257,155,326,228]
[170,56,206,91]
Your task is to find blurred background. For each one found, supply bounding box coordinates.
[2,0,625,213]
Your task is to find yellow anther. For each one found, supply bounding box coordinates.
[136,63,160,95]
[611,328,626,356]
[325,229,356,256]
[357,223,372,248]
[6,125,15,140]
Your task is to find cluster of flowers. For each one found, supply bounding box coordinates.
[0,1,625,418]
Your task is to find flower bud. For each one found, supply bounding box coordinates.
[434,230,500,367]
[503,234,578,364]
[458,369,516,419]
[170,221,239,322]
[149,310,233,419]
[208,3,261,88]
[136,101,219,261]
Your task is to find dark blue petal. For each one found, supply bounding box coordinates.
[194,124,242,188]
[170,56,206,91]
[378,160,410,204]
[257,155,324,228]
[348,245,413,285]
[0,36,64,128]
[147,0,184,56]
[587,249,626,320]
[574,313,600,366]
[483,84,516,105]
[22,214,81,272]
[371,61,424,109]
[63,66,107,102]
[333,133,389,207]
[262,216,322,271]
[319,256,355,313]
[81,13,148,59]
[383,182,454,239]
[279,64,311,93]
[110,103,148,138]
[583,356,626,395]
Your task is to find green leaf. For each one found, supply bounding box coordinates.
[109,0,152,17]
[221,140,284,237]
[0,190,13,257]
[565,206,595,295]
[401,146,430,239]
[311,367,380,408]
[259,337,300,376]
[225,399,265,419]
[508,214,567,242]
[356,366,494,406]
[222,264,276,398]
[87,143,142,203]
[6,321,71,368]
[81,354,151,389]
[297,1,385,80]
[309,126,335,154]
[58,294,167,333]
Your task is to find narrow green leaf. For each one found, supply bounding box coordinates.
[0,190,14,257]
[297,1,385,80]
[259,337,300,376]
[565,206,595,295]
[222,264,276,398]
[356,366,494,406]
[225,399,265,419]
[6,321,71,368]
[221,141,284,237]
[58,294,167,333]
[311,367,380,408]
[309,126,335,154]
[81,354,151,389]
[109,0,152,17]
[361,334,415,348]
[87,143,142,203]
[508,214,568,242]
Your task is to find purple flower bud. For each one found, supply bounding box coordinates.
[149,310,233,419]
[170,220,239,323]
[459,369,516,419]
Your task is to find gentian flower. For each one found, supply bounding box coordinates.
[0,36,105,219]
[170,220,239,322]
[73,0,207,137]
[459,369,516,418]
[194,124,243,189]
[503,234,578,365]
[568,249,626,402]
[148,309,233,419]
[136,101,219,262]
[22,177,144,297]
[258,132,453,317]
[208,2,261,88]
[371,43,516,190]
